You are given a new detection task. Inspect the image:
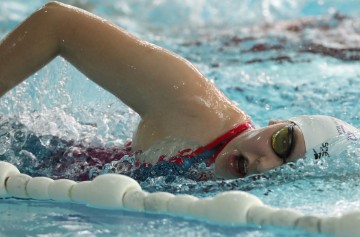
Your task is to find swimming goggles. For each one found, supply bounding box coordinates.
[271,122,296,163]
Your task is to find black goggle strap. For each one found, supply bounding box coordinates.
[282,122,295,163]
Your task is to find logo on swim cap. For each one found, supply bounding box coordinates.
[312,143,330,160]
[289,115,358,160]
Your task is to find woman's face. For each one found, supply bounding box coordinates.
[215,120,306,179]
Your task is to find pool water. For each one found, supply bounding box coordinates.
[1,0,360,236]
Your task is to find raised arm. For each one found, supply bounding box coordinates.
[0,1,217,118]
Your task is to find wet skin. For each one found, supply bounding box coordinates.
[215,121,306,179]
[0,2,306,181]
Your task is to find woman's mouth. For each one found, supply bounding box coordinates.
[228,152,248,178]
[237,154,248,178]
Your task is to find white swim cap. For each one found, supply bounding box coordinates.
[289,115,358,159]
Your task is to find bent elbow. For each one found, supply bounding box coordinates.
[43,1,64,9]
[40,1,73,15]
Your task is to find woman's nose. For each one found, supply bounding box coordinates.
[245,152,283,175]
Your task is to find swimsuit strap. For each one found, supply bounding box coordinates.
[133,121,254,181]
[168,121,254,165]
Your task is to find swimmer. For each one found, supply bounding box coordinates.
[0,2,357,180]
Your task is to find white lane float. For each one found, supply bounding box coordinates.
[0,161,359,237]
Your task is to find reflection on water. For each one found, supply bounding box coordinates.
[0,0,360,236]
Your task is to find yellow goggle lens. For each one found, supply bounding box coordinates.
[271,123,295,161]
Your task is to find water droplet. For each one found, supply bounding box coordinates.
[0,133,11,155]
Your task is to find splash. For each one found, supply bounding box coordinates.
[0,1,360,218]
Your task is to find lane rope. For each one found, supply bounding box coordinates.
[0,161,358,236]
